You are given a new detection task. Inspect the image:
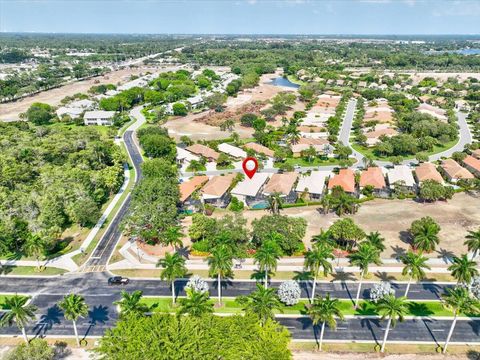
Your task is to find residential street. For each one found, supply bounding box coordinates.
[0,273,478,343]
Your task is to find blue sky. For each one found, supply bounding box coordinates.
[1,0,479,35]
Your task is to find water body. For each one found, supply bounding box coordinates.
[426,48,480,55]
[269,76,300,88]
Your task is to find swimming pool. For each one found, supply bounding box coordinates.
[250,201,268,210]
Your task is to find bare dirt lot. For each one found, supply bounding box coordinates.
[181,192,480,259]
[164,71,301,141]
[0,65,179,121]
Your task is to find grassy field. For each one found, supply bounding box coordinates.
[351,138,458,162]
[0,266,66,276]
[139,297,467,317]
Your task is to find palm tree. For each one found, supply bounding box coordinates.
[254,240,281,288]
[319,195,331,215]
[58,294,89,346]
[412,223,440,253]
[0,294,37,343]
[179,290,214,317]
[23,234,46,270]
[311,229,335,247]
[442,286,480,353]
[157,252,187,304]
[113,290,149,317]
[448,254,479,285]
[465,229,480,259]
[304,243,334,302]
[400,251,431,298]
[376,295,408,353]
[164,226,183,249]
[348,243,382,309]
[236,284,283,326]
[266,193,283,215]
[207,245,233,305]
[306,293,344,351]
[365,231,386,253]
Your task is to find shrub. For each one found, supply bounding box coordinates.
[370,281,395,303]
[277,280,301,306]
[185,275,209,294]
[5,339,54,360]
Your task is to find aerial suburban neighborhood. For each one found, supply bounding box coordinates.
[0,1,480,360]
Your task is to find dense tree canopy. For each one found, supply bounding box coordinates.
[96,313,291,360]
[0,122,123,256]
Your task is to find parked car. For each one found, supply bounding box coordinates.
[108,276,129,285]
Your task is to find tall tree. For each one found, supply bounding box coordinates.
[237,284,283,326]
[58,294,89,346]
[113,290,149,318]
[441,286,480,354]
[376,295,408,353]
[266,193,283,215]
[207,245,233,305]
[465,229,480,259]
[365,231,386,253]
[178,290,213,317]
[400,251,431,298]
[0,295,37,343]
[23,234,46,270]
[448,254,479,285]
[254,240,281,288]
[304,243,334,302]
[410,217,440,252]
[306,293,344,351]
[157,253,187,304]
[348,243,382,308]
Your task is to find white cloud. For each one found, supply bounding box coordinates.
[431,0,480,17]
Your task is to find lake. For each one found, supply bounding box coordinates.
[269,76,300,88]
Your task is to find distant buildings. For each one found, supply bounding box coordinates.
[84,110,115,126]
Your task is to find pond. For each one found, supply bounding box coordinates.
[268,76,300,89]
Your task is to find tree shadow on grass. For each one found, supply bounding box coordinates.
[408,302,434,317]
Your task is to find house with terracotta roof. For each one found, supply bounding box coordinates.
[201,174,236,207]
[218,143,247,159]
[295,171,331,200]
[472,149,480,160]
[417,103,448,122]
[364,128,398,147]
[414,162,444,184]
[462,155,480,177]
[262,172,298,202]
[243,142,275,158]
[186,144,220,162]
[328,168,356,194]
[291,144,326,157]
[359,167,388,196]
[440,159,474,182]
[179,176,209,209]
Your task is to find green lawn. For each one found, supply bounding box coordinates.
[139,297,468,317]
[0,266,66,276]
[186,164,207,172]
[216,164,235,170]
[277,157,355,168]
[351,138,458,162]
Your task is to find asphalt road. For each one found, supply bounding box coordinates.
[0,274,478,343]
[83,130,143,268]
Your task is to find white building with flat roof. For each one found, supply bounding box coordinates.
[218,143,247,159]
[295,171,331,199]
[386,165,416,189]
[230,173,270,206]
[84,110,115,126]
[56,106,84,119]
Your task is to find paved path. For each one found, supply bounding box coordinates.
[81,106,145,270]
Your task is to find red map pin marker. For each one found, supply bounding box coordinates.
[242,157,258,179]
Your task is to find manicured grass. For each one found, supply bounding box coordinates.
[277,157,355,168]
[0,266,66,276]
[186,164,207,172]
[351,138,458,162]
[140,297,464,317]
[286,75,308,86]
[216,164,235,170]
